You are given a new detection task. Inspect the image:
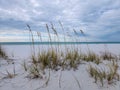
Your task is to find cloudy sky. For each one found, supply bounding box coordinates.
[0,0,120,42]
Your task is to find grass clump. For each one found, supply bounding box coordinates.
[101,51,116,60]
[22,60,28,71]
[24,54,45,79]
[2,65,17,79]
[107,63,119,84]
[88,65,106,86]
[28,64,44,79]
[88,63,120,86]
[5,70,16,79]
[26,49,60,79]
[26,48,82,78]
[63,50,80,70]
[38,49,60,70]
[81,52,100,64]
[0,45,7,59]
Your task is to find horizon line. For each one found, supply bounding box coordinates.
[0,41,120,45]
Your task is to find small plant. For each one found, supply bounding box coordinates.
[63,49,80,70]
[0,45,7,59]
[31,54,38,64]
[107,63,119,84]
[22,60,28,71]
[81,52,100,64]
[28,64,44,79]
[88,65,106,86]
[88,63,120,86]
[2,65,17,79]
[101,51,116,60]
[6,70,16,79]
[38,51,50,69]
[38,49,60,70]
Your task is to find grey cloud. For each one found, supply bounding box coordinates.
[0,0,120,41]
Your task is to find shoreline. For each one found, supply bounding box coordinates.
[1,42,120,45]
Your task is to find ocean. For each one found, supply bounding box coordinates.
[0,42,120,45]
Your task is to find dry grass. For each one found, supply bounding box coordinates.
[22,60,28,71]
[81,52,101,64]
[88,65,106,86]
[88,63,120,86]
[29,48,81,72]
[23,22,120,89]
[101,51,117,60]
[38,49,60,70]
[28,64,44,79]
[5,70,16,79]
[0,45,7,59]
[63,49,80,70]
[1,64,17,79]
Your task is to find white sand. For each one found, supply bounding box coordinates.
[0,44,120,90]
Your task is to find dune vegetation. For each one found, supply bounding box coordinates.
[0,22,120,90]
[0,45,7,59]
[23,22,120,87]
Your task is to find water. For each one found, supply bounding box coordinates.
[0,42,120,45]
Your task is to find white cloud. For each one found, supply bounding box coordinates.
[30,0,40,7]
[0,29,73,42]
[0,7,31,21]
[0,0,120,42]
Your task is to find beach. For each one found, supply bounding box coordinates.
[0,0,120,90]
[0,44,120,90]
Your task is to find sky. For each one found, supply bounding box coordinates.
[0,0,120,42]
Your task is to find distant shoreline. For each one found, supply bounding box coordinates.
[0,42,120,45]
